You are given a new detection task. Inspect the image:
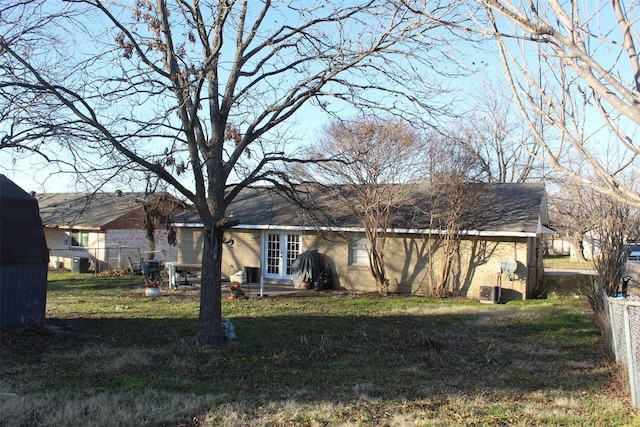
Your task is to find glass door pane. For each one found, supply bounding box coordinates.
[267,233,281,275]
[286,234,301,275]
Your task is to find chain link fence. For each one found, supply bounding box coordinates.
[603,296,640,408]
[536,271,596,298]
[49,246,141,273]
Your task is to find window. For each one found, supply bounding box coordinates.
[70,229,89,247]
[349,237,370,266]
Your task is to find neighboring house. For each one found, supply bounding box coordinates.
[35,190,184,272]
[544,235,571,256]
[172,182,553,300]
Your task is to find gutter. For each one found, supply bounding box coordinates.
[171,222,543,238]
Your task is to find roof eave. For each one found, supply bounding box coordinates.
[173,222,541,238]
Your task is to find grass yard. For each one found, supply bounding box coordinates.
[1,272,638,426]
[543,255,596,270]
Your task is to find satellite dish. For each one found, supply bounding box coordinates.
[501,259,517,275]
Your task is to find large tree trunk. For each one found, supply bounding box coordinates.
[369,247,389,295]
[568,237,588,263]
[197,226,223,347]
[147,236,157,260]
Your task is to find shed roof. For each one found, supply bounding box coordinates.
[0,175,49,264]
[173,182,551,237]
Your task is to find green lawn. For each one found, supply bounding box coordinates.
[543,255,596,269]
[1,271,638,426]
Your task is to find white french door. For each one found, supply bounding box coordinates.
[264,232,302,280]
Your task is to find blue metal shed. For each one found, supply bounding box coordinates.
[0,175,49,328]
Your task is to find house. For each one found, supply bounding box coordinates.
[172,182,552,300]
[35,190,184,272]
[0,175,49,327]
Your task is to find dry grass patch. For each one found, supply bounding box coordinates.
[1,273,638,426]
[0,389,215,427]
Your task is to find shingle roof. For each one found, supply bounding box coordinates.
[35,191,178,230]
[173,182,549,237]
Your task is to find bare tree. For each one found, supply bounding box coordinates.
[446,80,542,183]
[0,1,470,346]
[297,117,428,294]
[140,173,182,259]
[544,174,639,321]
[468,0,640,207]
[424,136,482,297]
[580,183,640,323]
[590,192,639,297]
[547,179,592,263]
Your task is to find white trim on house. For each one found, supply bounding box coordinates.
[537,218,556,235]
[172,221,546,238]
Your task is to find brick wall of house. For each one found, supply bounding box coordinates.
[177,228,263,279]
[102,229,143,267]
[452,237,529,300]
[299,232,350,289]
[177,228,203,264]
[176,227,531,299]
[106,229,178,267]
[299,232,529,299]
[221,229,262,278]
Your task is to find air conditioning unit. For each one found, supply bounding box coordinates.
[479,285,500,303]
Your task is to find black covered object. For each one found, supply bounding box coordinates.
[291,249,332,289]
[0,175,49,265]
[0,175,49,327]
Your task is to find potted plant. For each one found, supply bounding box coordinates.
[301,276,312,289]
[140,258,162,297]
[145,279,161,297]
[143,262,162,297]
